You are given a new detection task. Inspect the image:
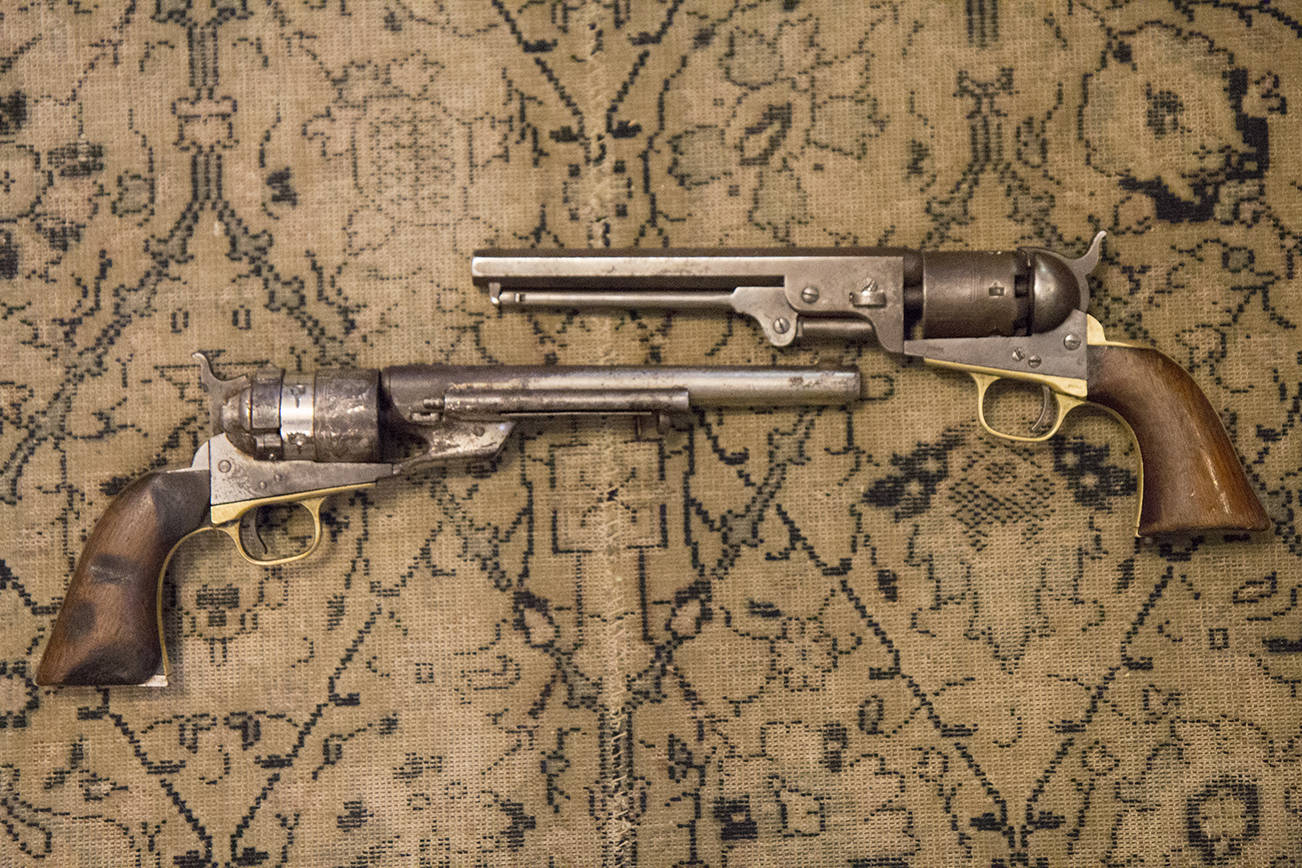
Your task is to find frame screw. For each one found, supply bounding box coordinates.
[1028,355,1042,368]
[773,317,791,334]
[1063,333,1081,350]
[1012,348,1026,361]
[801,286,820,304]
[217,459,232,473]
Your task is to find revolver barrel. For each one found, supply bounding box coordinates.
[382,364,862,419]
[473,249,799,289]
[472,248,910,349]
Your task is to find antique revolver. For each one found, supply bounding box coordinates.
[36,352,860,686]
[473,232,1269,538]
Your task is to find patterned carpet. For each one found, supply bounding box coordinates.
[1,0,1299,864]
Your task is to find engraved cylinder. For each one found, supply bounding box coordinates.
[216,367,381,462]
[313,369,381,462]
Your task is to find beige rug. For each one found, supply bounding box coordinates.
[1,0,1299,864]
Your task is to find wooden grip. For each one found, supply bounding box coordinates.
[36,468,210,686]
[1086,344,1268,536]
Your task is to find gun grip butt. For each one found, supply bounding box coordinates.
[36,468,210,686]
[1086,344,1269,536]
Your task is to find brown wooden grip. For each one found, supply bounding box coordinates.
[1086,344,1268,536]
[36,467,210,686]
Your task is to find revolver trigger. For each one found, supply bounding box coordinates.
[217,496,328,567]
[1030,385,1056,436]
[967,371,1085,443]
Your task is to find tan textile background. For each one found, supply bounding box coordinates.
[1,0,1300,864]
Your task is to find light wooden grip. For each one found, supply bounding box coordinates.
[1086,344,1269,536]
[36,468,210,686]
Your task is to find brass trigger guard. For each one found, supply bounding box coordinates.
[969,372,1086,443]
[214,495,329,566]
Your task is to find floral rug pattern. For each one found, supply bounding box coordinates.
[1,1,1299,865]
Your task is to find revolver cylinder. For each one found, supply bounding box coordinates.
[915,250,1081,339]
[216,366,382,462]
